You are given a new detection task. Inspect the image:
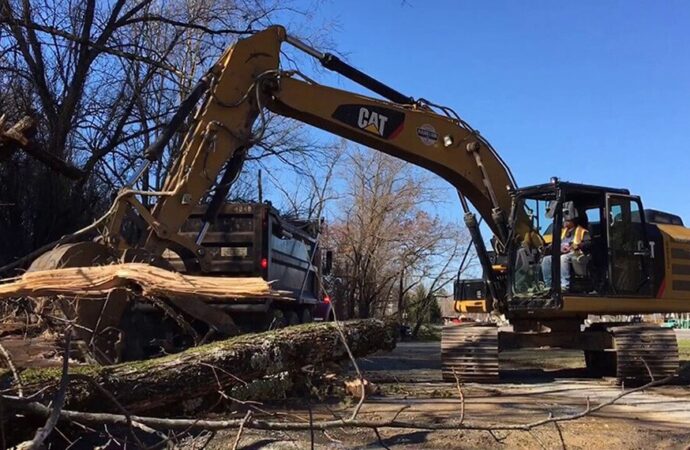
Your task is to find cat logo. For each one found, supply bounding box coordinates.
[357,107,388,136]
[331,104,405,140]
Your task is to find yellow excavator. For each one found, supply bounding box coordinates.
[24,26,690,383]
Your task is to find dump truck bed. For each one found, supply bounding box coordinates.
[168,202,323,305]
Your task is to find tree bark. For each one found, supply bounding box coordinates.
[4,319,397,415]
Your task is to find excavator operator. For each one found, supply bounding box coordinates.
[541,202,591,291]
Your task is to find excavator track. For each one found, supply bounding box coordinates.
[610,324,679,384]
[441,323,499,383]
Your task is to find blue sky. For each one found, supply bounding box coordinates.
[274,0,690,223]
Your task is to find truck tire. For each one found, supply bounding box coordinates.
[265,307,288,330]
[300,307,313,324]
[285,309,300,326]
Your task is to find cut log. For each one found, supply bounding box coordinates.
[3,318,397,415]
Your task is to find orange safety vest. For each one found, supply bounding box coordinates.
[560,225,587,245]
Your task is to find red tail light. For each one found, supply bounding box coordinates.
[260,258,268,269]
[323,295,331,304]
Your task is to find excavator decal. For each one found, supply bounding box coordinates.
[416,124,438,145]
[331,104,405,139]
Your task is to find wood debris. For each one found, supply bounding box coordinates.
[344,378,378,397]
[0,263,288,301]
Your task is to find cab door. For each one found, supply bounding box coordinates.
[605,194,653,296]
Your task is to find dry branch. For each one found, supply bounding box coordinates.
[0,115,35,159]
[0,115,85,179]
[4,367,680,435]
[2,319,397,415]
[0,263,287,301]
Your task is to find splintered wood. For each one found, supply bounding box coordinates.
[0,263,288,301]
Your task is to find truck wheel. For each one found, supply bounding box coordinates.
[265,308,288,330]
[285,309,300,326]
[300,307,313,324]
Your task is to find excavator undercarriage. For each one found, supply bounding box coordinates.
[442,319,680,384]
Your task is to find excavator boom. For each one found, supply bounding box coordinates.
[110,26,523,269]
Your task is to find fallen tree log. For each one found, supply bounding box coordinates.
[3,319,397,415]
[0,263,299,365]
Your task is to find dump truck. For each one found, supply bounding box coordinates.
[165,201,331,329]
[96,201,333,360]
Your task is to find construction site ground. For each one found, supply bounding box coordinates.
[203,330,690,449]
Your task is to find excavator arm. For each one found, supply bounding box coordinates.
[265,75,516,236]
[105,26,526,275]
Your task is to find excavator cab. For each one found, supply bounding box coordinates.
[506,179,655,310]
[449,178,681,383]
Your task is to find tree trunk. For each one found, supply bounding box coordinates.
[397,265,405,315]
[411,297,431,338]
[347,287,356,319]
[4,319,397,415]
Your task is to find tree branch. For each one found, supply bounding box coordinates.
[0,16,181,73]
[4,366,684,435]
[118,14,255,36]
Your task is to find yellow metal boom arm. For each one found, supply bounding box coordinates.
[113,26,525,270]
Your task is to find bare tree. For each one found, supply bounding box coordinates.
[0,0,331,266]
[403,227,465,337]
[261,138,345,221]
[324,146,470,319]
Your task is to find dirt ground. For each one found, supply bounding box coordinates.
[203,333,690,450]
